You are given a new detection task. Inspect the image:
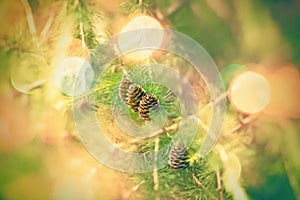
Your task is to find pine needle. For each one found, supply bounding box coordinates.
[191,172,218,200]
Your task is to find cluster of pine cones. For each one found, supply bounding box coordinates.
[118,76,160,120]
[119,76,190,170]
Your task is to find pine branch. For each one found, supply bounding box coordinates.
[120,0,154,15]
[92,44,235,199]
[191,172,218,200]
[64,0,104,49]
[79,5,87,49]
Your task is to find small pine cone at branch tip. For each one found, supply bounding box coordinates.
[138,94,160,120]
[127,84,147,112]
[119,76,135,103]
[168,145,190,170]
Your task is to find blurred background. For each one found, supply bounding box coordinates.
[0,0,299,199]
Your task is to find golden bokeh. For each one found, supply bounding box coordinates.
[118,15,164,61]
[229,71,271,114]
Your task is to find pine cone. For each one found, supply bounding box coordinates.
[168,145,190,170]
[119,76,135,103]
[138,94,160,120]
[127,84,146,112]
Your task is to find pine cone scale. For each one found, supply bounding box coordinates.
[168,145,190,170]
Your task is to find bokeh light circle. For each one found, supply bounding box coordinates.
[118,16,164,61]
[10,53,48,94]
[220,64,248,90]
[229,71,271,114]
[53,57,94,96]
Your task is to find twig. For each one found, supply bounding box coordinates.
[150,56,157,64]
[131,180,145,192]
[10,78,48,94]
[230,115,255,134]
[199,100,255,135]
[197,92,227,133]
[120,61,128,75]
[138,0,143,6]
[79,5,86,48]
[200,92,227,114]
[191,172,218,200]
[20,0,37,35]
[216,144,228,162]
[153,135,160,200]
[122,180,145,199]
[41,15,54,39]
[216,168,224,200]
[198,118,209,133]
[117,122,178,149]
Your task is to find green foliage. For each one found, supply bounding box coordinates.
[1,0,299,199]
[120,0,154,15]
[0,50,10,81]
[168,0,237,66]
[69,0,103,49]
[91,51,232,198]
[261,0,300,68]
[94,62,123,105]
[127,152,233,200]
[246,146,296,200]
[94,62,181,120]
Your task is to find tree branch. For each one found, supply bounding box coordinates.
[153,135,160,200]
[216,168,224,200]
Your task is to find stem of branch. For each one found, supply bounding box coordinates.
[230,115,255,134]
[216,168,224,200]
[10,78,48,94]
[41,15,54,39]
[122,180,145,199]
[20,0,37,35]
[153,136,160,200]
[79,4,86,48]
[200,92,227,114]
[117,121,178,149]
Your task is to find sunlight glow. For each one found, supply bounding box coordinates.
[229,71,271,114]
[118,16,164,61]
[53,57,94,96]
